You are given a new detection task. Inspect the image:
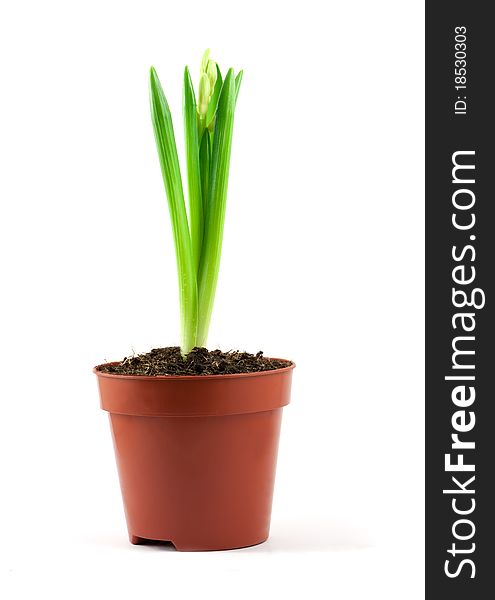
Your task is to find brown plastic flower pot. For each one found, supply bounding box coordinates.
[94,361,294,551]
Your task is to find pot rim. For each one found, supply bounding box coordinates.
[93,359,295,381]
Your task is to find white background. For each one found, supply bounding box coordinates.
[0,1,424,598]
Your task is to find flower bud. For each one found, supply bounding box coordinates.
[207,59,217,90]
[197,50,217,121]
[198,73,211,118]
[200,49,210,75]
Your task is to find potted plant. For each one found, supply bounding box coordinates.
[94,50,295,551]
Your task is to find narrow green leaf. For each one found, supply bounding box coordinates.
[183,66,203,274]
[199,128,211,218]
[149,67,198,354]
[196,68,236,346]
[234,70,243,105]
[206,64,223,128]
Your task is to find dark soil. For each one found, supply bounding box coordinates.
[97,347,291,376]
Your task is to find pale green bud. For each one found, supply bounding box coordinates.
[198,49,218,120]
[198,73,211,118]
[207,59,217,90]
[200,49,211,75]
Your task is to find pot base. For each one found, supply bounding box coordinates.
[129,533,268,552]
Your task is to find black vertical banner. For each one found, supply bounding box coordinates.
[426,2,494,598]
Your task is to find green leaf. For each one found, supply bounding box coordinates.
[199,128,211,218]
[206,64,223,129]
[149,66,198,354]
[183,66,203,274]
[196,68,236,346]
[234,70,243,105]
